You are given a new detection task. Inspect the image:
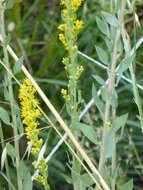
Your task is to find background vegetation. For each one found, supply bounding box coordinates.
[0,0,143,190]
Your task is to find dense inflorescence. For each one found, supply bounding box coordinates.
[58,0,84,112]
[19,78,49,189]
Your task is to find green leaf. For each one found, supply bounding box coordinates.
[92,84,104,118]
[117,55,135,84]
[62,174,72,184]
[3,85,10,101]
[95,46,109,65]
[111,113,128,133]
[92,75,105,85]
[101,87,110,102]
[105,38,112,51]
[13,56,24,74]
[23,172,32,190]
[96,17,110,37]
[0,107,11,125]
[6,0,15,9]
[19,162,32,190]
[118,180,133,190]
[111,90,118,108]
[102,11,118,27]
[6,143,16,158]
[79,123,99,145]
[105,132,116,158]
[81,173,98,187]
[1,147,7,170]
[16,116,24,134]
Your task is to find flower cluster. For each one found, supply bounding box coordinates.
[33,159,49,188]
[19,78,42,156]
[19,78,49,189]
[58,0,84,108]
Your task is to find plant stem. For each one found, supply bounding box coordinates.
[111,109,116,190]
[0,122,12,190]
[99,0,126,172]
[0,4,22,190]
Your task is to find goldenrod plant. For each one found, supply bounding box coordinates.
[58,0,86,188]
[1,0,143,190]
[58,0,84,128]
[19,78,50,190]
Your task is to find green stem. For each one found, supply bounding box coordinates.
[111,149,116,190]
[0,122,12,190]
[111,110,116,190]
[99,0,126,172]
[0,4,22,190]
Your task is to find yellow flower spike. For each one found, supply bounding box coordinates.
[19,78,50,188]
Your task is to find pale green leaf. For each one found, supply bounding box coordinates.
[102,11,118,27]
[13,56,24,74]
[0,107,11,125]
[92,85,104,118]
[95,46,109,65]
[6,0,15,9]
[118,180,133,190]
[79,123,99,145]
[117,55,135,84]
[23,172,32,190]
[92,75,105,85]
[96,17,110,37]
[1,147,7,170]
[6,143,16,158]
[112,113,128,133]
[105,132,116,158]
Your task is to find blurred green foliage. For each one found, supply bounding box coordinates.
[1,0,143,190]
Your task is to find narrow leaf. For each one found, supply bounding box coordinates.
[92,75,105,85]
[117,55,135,84]
[95,46,109,65]
[102,11,118,27]
[1,147,7,170]
[96,17,110,37]
[92,84,104,118]
[101,87,110,102]
[79,123,99,145]
[13,56,23,74]
[105,132,116,158]
[6,143,16,158]
[0,107,11,125]
[112,113,128,133]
